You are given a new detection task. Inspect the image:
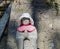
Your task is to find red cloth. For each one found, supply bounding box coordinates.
[17,25,35,32]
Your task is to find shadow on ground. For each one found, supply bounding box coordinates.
[31,0,53,30]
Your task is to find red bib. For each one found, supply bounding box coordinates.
[17,25,35,32]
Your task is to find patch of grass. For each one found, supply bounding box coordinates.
[46,0,59,16]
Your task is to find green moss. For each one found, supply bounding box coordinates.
[54,3,59,16]
[16,7,25,12]
[21,0,31,4]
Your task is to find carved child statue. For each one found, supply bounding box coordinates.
[16,13,37,49]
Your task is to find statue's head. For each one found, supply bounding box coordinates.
[18,13,34,26]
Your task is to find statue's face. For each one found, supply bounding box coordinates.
[22,19,30,25]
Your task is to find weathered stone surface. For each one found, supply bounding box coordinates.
[37,9,60,49]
